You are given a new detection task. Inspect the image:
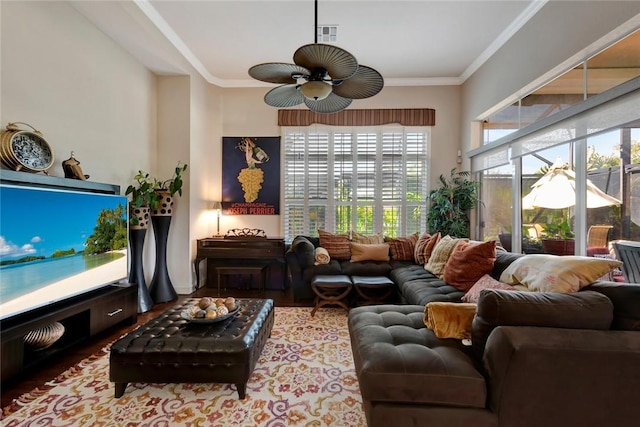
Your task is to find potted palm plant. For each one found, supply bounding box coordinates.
[427,169,480,237]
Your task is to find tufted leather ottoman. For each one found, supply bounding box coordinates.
[109,298,274,399]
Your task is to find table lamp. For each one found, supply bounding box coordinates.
[212,201,223,237]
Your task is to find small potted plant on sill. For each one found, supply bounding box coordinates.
[541,218,575,255]
[125,170,159,229]
[151,162,188,217]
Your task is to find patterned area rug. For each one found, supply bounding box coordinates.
[1,307,365,426]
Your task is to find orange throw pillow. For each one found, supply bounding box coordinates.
[385,232,419,261]
[443,240,497,292]
[318,229,351,260]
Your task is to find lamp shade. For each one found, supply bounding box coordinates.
[212,201,222,212]
[299,81,332,101]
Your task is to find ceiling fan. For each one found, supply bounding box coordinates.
[248,0,384,114]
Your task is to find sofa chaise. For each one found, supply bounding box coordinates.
[348,282,640,427]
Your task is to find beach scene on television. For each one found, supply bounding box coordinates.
[0,184,129,320]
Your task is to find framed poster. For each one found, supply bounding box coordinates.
[221,136,280,215]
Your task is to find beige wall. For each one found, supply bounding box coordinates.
[461,1,640,151]
[5,0,637,295]
[188,76,223,289]
[1,1,157,189]
[155,76,191,292]
[218,85,462,238]
[0,1,230,294]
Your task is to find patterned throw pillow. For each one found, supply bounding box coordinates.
[443,240,497,292]
[317,229,351,260]
[425,235,467,278]
[414,232,441,265]
[499,254,623,293]
[385,232,419,261]
[351,231,384,244]
[461,274,515,303]
[350,242,390,262]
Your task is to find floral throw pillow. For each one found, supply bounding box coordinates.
[499,254,623,293]
[462,274,516,303]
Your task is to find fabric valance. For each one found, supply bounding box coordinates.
[278,108,436,127]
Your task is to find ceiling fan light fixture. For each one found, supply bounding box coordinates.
[299,80,332,101]
[248,0,383,113]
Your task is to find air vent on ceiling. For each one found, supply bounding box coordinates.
[317,25,338,42]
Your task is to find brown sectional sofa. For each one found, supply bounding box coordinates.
[286,234,640,426]
[285,234,520,304]
[349,283,640,427]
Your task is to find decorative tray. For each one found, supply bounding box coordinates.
[180,305,240,324]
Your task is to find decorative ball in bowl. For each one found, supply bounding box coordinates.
[181,296,239,323]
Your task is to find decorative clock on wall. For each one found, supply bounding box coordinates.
[0,122,54,174]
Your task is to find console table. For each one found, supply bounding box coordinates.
[1,284,137,383]
[194,238,286,292]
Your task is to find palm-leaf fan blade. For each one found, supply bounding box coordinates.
[304,92,352,114]
[264,85,305,108]
[293,43,358,80]
[332,65,384,99]
[248,63,309,84]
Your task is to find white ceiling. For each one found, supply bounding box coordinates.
[70,0,544,88]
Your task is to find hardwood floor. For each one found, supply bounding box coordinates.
[1,285,309,409]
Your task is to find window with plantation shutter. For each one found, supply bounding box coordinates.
[283,126,430,241]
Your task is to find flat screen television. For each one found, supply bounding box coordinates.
[0,183,129,321]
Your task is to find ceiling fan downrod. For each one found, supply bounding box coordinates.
[314,0,318,44]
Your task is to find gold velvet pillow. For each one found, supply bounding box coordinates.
[318,229,351,260]
[425,236,467,278]
[350,242,390,262]
[423,302,477,340]
[443,240,497,292]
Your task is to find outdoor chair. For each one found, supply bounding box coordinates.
[612,241,640,283]
[587,225,613,256]
[587,225,613,248]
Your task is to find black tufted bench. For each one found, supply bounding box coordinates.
[109,298,274,399]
